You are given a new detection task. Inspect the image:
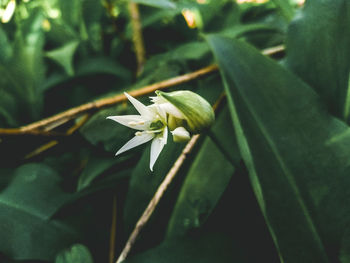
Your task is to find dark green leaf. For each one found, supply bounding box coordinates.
[166,107,240,238]
[285,0,350,120]
[271,0,294,21]
[123,140,183,234]
[0,163,78,260]
[124,232,246,263]
[206,35,350,262]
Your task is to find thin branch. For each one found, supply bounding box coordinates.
[128,2,146,76]
[116,134,201,263]
[23,114,91,159]
[0,64,218,136]
[115,94,225,263]
[0,44,284,136]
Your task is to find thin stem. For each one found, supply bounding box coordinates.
[128,2,146,76]
[115,134,201,263]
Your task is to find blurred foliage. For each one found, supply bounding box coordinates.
[1,0,349,263]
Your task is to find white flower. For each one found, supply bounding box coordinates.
[107,92,168,171]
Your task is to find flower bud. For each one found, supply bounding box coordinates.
[171,127,191,142]
[155,90,214,133]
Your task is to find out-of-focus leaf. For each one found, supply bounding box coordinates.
[55,244,94,263]
[271,0,294,21]
[76,57,132,81]
[124,232,246,263]
[166,107,240,238]
[58,1,83,28]
[207,35,350,262]
[0,89,19,127]
[132,0,177,9]
[77,155,120,191]
[0,163,78,260]
[0,27,12,63]
[80,105,134,152]
[218,23,281,39]
[285,0,350,121]
[0,9,45,125]
[123,140,183,233]
[46,41,80,76]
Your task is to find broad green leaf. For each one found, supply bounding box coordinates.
[0,163,78,260]
[206,35,350,262]
[285,0,350,121]
[166,107,240,238]
[124,232,246,263]
[55,244,94,263]
[46,41,80,76]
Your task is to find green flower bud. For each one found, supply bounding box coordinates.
[155,90,215,133]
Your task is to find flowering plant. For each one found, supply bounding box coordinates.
[107,91,214,170]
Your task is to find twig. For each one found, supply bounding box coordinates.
[109,195,118,263]
[0,64,218,136]
[23,114,91,159]
[116,134,201,263]
[115,94,225,263]
[128,2,146,76]
[0,44,284,136]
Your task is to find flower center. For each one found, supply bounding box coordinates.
[149,120,164,130]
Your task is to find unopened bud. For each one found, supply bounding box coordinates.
[155,90,214,133]
[171,127,191,142]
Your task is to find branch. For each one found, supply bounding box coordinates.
[0,44,284,136]
[0,64,218,136]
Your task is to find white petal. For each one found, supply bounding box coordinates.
[107,115,149,130]
[116,133,154,156]
[149,127,168,171]
[159,102,184,119]
[124,92,153,118]
[163,126,168,144]
[148,104,167,123]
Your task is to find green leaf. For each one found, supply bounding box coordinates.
[271,0,294,21]
[132,0,177,9]
[123,140,183,234]
[55,244,94,263]
[0,163,78,260]
[77,154,121,191]
[124,232,246,263]
[285,0,350,121]
[166,107,240,238]
[80,105,134,152]
[206,35,350,262]
[0,9,46,123]
[46,41,80,76]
